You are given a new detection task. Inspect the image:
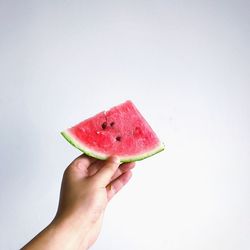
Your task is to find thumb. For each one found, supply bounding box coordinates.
[93,156,121,187]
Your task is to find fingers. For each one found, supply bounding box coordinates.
[72,154,98,167]
[65,154,98,179]
[87,160,104,176]
[110,162,135,182]
[93,156,121,187]
[107,170,133,201]
[88,161,135,179]
[119,162,135,172]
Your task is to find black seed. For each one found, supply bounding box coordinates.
[116,136,121,141]
[134,126,141,135]
[101,122,107,129]
[110,122,115,127]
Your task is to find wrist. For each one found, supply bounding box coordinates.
[22,216,89,250]
[48,215,90,250]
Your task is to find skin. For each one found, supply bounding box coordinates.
[22,154,135,250]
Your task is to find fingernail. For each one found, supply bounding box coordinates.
[107,184,113,191]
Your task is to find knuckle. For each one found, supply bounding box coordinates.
[73,158,86,170]
[64,159,82,175]
[73,158,83,167]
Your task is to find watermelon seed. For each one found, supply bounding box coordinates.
[101,122,107,129]
[110,122,115,127]
[116,136,121,141]
[134,126,141,135]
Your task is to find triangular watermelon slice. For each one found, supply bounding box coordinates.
[61,100,164,162]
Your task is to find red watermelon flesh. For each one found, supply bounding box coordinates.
[61,100,164,162]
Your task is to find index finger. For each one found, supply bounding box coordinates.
[72,154,98,168]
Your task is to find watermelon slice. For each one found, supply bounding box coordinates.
[61,100,164,162]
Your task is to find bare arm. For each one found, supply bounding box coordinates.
[22,155,134,250]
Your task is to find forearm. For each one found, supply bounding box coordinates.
[22,156,131,249]
[22,217,90,250]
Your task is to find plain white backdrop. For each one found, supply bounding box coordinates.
[0,1,249,249]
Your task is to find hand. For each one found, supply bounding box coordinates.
[55,154,135,248]
[22,155,135,250]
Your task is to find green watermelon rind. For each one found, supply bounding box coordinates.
[61,130,165,162]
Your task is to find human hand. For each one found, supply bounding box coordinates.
[22,154,135,250]
[54,154,135,249]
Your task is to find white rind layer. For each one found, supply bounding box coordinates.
[61,129,165,162]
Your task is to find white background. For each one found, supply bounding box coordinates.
[0,1,249,249]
